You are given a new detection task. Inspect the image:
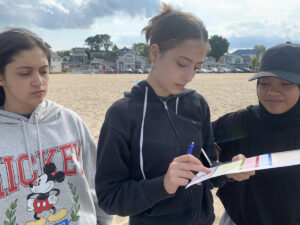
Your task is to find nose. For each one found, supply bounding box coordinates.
[266,86,280,96]
[182,67,195,82]
[31,72,44,86]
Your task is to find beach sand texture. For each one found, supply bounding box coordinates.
[47,73,257,225]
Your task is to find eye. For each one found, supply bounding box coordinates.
[40,70,49,76]
[19,72,30,76]
[259,82,269,86]
[177,62,187,67]
[281,82,293,86]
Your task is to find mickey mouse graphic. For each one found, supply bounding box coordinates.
[26,163,67,225]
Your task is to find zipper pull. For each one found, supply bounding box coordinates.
[163,101,168,110]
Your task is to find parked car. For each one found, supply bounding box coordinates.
[134,69,143,74]
[125,68,133,73]
[104,68,115,74]
[143,67,151,74]
[199,68,210,73]
[241,67,252,73]
[210,67,219,73]
[219,67,231,73]
[232,68,243,73]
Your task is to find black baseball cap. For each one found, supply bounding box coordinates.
[249,43,300,84]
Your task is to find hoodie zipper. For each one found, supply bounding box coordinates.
[161,100,184,154]
[162,99,204,225]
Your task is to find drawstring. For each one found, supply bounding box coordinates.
[34,113,44,172]
[139,86,148,179]
[21,120,34,175]
[175,97,179,115]
[139,90,180,179]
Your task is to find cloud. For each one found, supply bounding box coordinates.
[217,18,300,49]
[0,0,161,29]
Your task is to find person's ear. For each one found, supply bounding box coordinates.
[150,44,160,63]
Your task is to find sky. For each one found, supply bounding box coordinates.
[1,0,300,52]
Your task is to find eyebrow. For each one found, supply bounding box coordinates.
[178,56,203,64]
[15,65,49,70]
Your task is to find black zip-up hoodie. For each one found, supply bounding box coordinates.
[95,80,217,225]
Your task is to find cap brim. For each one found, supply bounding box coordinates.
[248,70,300,84]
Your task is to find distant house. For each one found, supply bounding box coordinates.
[69,48,88,66]
[202,56,224,69]
[231,49,263,60]
[90,51,106,59]
[219,54,251,68]
[117,52,147,72]
[90,58,116,73]
[119,47,132,56]
[61,56,70,71]
[50,52,62,73]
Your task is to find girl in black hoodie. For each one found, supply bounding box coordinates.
[95,4,251,225]
[213,43,300,225]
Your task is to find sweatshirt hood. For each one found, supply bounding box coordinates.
[124,80,195,100]
[0,100,62,125]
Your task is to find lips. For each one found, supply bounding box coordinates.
[175,84,185,89]
[265,99,284,106]
[31,90,45,96]
[265,99,284,103]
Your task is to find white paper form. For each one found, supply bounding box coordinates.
[186,149,300,188]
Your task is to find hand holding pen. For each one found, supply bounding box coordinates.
[163,141,211,194]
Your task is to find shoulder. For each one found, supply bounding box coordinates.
[103,96,138,130]
[213,106,255,127]
[212,106,257,141]
[188,92,208,104]
[180,91,210,111]
[105,97,132,120]
[45,100,84,123]
[188,92,210,116]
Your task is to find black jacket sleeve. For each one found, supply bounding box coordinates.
[95,121,173,216]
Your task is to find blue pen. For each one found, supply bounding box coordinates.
[187,142,194,154]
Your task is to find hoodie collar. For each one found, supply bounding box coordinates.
[124,80,195,101]
[0,100,62,125]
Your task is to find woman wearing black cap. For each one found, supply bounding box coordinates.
[213,43,300,225]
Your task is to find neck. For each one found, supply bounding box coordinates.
[146,73,170,97]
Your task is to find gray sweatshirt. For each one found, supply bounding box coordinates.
[0,100,108,225]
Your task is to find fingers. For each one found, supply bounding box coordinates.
[173,154,211,173]
[163,155,211,194]
[169,160,211,174]
[167,166,196,180]
[227,170,255,181]
[232,154,246,161]
[229,154,255,181]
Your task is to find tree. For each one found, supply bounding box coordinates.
[254,45,266,52]
[207,35,229,61]
[85,34,113,54]
[132,43,150,57]
[85,36,98,51]
[249,56,260,69]
[110,44,120,57]
[56,50,71,57]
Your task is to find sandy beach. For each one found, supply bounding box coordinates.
[47,73,258,225]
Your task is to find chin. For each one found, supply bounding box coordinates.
[265,107,288,115]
